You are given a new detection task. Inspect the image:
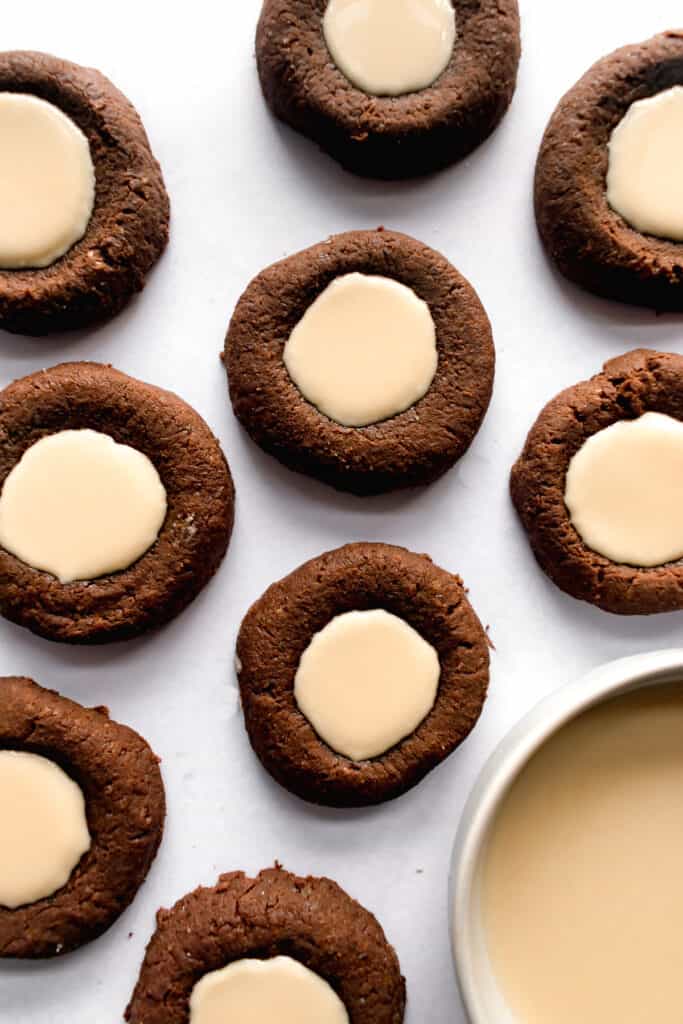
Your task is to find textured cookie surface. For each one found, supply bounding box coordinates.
[256,0,520,179]
[0,362,234,643]
[535,31,683,310]
[126,866,405,1024]
[511,349,683,614]
[0,676,165,958]
[225,229,494,495]
[236,542,490,806]
[0,50,169,335]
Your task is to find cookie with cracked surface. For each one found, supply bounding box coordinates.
[0,362,234,643]
[535,31,683,310]
[236,542,490,806]
[511,348,683,614]
[125,866,405,1023]
[256,0,520,179]
[0,50,169,335]
[224,229,494,495]
[0,676,165,958]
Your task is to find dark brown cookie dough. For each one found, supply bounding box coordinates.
[535,31,683,310]
[511,349,683,615]
[0,50,169,335]
[0,362,234,643]
[256,0,520,179]
[236,542,490,806]
[0,676,165,958]
[126,866,405,1024]
[225,229,494,496]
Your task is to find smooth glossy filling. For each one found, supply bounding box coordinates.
[188,956,349,1024]
[294,608,440,761]
[564,411,683,567]
[283,272,438,427]
[482,685,683,1024]
[0,92,95,268]
[0,429,167,583]
[323,0,456,96]
[0,750,91,909]
[607,85,683,241]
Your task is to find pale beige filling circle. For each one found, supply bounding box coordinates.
[294,608,440,762]
[0,92,95,269]
[283,272,438,427]
[607,85,683,242]
[323,0,456,97]
[564,411,683,567]
[0,750,91,909]
[0,428,168,583]
[189,956,349,1024]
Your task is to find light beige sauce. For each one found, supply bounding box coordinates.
[564,411,683,567]
[0,751,91,909]
[0,429,167,583]
[294,609,440,761]
[607,85,683,242]
[323,0,456,97]
[283,272,438,427]
[189,956,349,1024]
[0,92,95,268]
[482,685,683,1024]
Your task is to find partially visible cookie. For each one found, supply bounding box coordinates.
[256,0,520,179]
[511,348,683,615]
[0,362,235,643]
[236,542,490,806]
[0,676,165,958]
[535,31,683,310]
[225,229,494,495]
[0,50,169,335]
[125,866,405,1024]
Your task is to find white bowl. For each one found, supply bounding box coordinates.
[450,647,683,1023]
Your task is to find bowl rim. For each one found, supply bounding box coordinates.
[449,647,683,1024]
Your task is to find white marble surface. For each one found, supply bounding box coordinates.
[1,2,683,1021]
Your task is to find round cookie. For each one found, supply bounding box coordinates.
[225,229,494,495]
[256,0,520,179]
[510,348,683,615]
[535,31,683,310]
[0,676,165,958]
[0,362,234,643]
[125,866,405,1023]
[0,50,169,335]
[236,542,490,806]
